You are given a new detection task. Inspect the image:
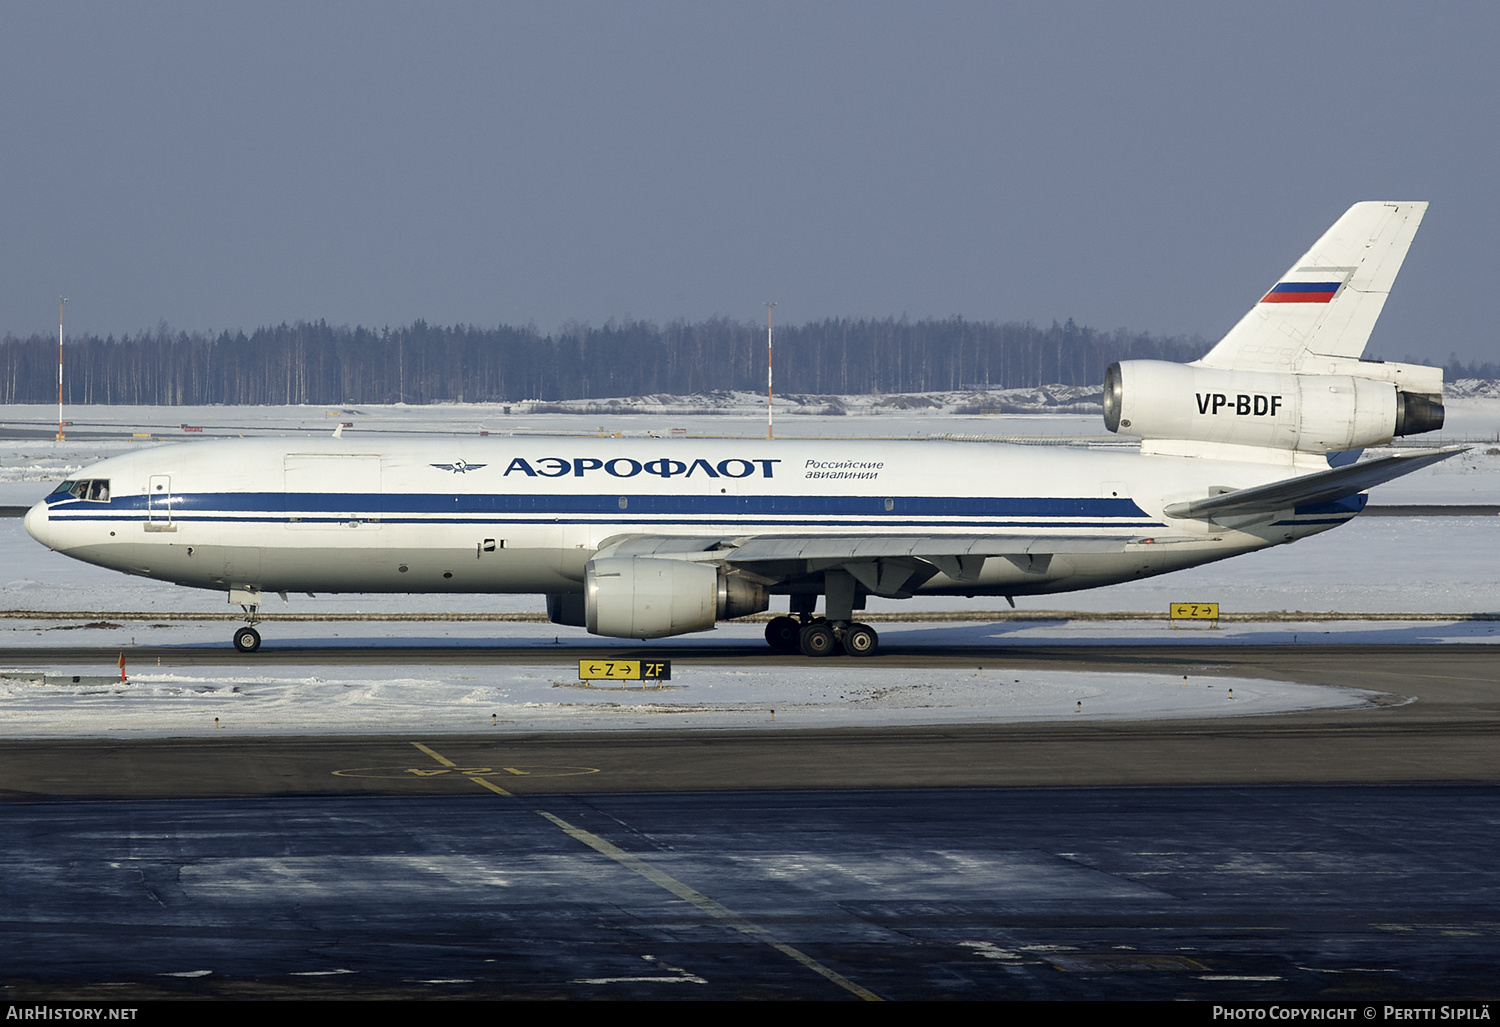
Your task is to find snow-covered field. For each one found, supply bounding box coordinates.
[0,394,1495,738]
[0,659,1362,739]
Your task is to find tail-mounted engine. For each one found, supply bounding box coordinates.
[1103,359,1444,454]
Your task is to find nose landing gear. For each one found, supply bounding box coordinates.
[233,625,262,653]
[231,590,263,653]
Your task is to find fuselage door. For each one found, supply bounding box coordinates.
[146,474,175,530]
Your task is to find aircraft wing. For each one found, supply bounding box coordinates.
[725,534,1147,593]
[717,534,1135,561]
[595,532,1146,596]
[1163,446,1463,520]
[596,533,1139,562]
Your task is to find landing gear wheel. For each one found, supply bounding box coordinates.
[843,622,879,657]
[765,616,801,651]
[798,621,839,658]
[233,626,262,653]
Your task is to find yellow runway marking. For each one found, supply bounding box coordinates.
[465,774,513,797]
[410,742,457,766]
[410,741,511,796]
[409,741,880,1000]
[536,809,882,1002]
[332,764,599,780]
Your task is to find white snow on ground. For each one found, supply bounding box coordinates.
[0,396,1496,737]
[0,660,1358,739]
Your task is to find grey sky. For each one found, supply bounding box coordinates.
[3,1,1496,365]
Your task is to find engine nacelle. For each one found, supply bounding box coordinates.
[1103,360,1444,454]
[584,557,768,639]
[545,592,586,627]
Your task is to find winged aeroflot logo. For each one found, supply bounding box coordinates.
[431,459,487,473]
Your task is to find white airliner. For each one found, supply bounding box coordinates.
[26,202,1455,656]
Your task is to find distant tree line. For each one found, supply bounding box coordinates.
[0,316,1217,405]
[1416,355,1500,381]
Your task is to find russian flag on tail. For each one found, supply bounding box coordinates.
[1260,281,1341,304]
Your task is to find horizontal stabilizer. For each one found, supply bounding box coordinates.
[1163,447,1463,520]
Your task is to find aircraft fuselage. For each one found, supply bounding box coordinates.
[25,435,1350,601]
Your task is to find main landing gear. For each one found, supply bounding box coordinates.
[765,570,880,657]
[764,615,879,658]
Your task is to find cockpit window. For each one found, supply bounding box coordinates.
[49,478,110,501]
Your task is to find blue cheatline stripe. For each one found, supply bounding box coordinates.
[47,514,1163,531]
[48,491,1154,519]
[44,490,1362,531]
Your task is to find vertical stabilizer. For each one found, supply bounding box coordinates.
[1198,201,1427,371]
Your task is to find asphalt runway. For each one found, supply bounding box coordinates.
[3,785,1497,1002]
[2,642,1498,1001]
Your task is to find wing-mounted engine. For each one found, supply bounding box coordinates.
[584,557,767,639]
[1103,358,1444,456]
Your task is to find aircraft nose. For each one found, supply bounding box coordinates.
[23,499,53,548]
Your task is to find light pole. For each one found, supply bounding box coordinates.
[765,301,776,439]
[56,298,67,441]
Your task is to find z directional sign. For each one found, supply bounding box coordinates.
[578,659,672,682]
[1170,603,1220,624]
